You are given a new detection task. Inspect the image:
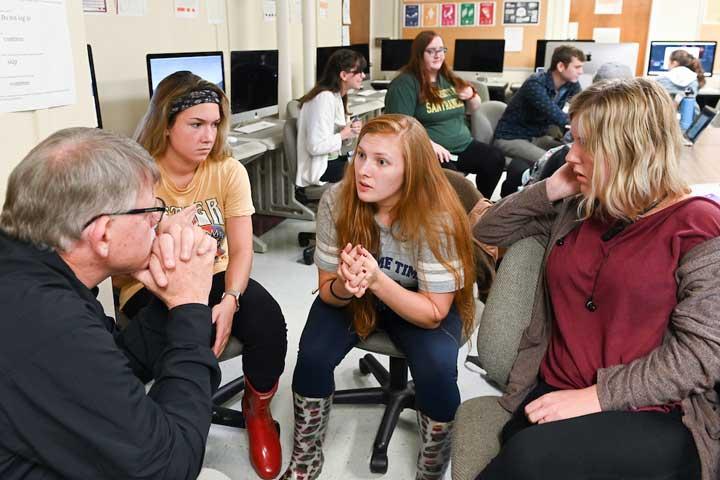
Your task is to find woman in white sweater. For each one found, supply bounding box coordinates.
[295,49,367,188]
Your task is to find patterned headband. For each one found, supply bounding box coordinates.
[168,89,221,117]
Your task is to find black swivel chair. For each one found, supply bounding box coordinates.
[332,170,494,473]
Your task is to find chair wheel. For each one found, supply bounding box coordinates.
[359,357,371,375]
[298,232,312,247]
[370,452,388,473]
[303,246,314,265]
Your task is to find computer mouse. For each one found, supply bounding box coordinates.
[228,136,239,145]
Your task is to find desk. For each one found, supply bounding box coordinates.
[348,89,385,118]
[231,119,317,251]
[681,126,720,185]
[230,140,269,253]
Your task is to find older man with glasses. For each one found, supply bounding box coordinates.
[0,127,224,479]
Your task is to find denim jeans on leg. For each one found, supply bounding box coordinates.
[292,296,462,422]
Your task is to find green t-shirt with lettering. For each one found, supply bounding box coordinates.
[384,73,472,153]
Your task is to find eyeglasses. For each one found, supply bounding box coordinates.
[347,69,366,76]
[425,47,448,56]
[83,197,167,229]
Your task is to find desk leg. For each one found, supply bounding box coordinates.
[252,235,268,253]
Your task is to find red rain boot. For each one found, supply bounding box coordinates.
[242,379,282,479]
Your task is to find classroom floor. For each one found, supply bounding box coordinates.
[201,215,501,480]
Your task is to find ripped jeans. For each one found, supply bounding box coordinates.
[292,296,462,422]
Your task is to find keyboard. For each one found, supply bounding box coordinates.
[233,120,275,134]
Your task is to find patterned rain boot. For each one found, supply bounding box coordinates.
[279,392,333,480]
[415,410,455,480]
[242,380,282,479]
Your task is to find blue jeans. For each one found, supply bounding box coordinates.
[292,296,462,422]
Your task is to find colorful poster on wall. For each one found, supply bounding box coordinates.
[459,3,476,26]
[441,3,457,26]
[422,3,439,27]
[478,2,496,26]
[503,1,540,25]
[404,4,420,27]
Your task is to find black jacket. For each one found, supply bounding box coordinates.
[0,231,221,479]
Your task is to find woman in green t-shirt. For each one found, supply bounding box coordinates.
[385,31,505,198]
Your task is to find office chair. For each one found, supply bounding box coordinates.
[283,99,332,265]
[470,101,507,147]
[451,236,545,480]
[332,170,495,473]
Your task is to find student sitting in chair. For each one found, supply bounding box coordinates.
[281,114,477,480]
[295,49,366,190]
[655,49,706,132]
[473,78,720,480]
[384,30,505,199]
[119,71,288,479]
[0,127,221,479]
[493,45,585,193]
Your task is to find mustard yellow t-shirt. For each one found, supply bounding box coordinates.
[118,156,255,309]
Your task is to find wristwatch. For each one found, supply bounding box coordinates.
[221,290,241,312]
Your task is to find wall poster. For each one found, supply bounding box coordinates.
[503,1,540,25]
[478,2,496,26]
[404,3,420,27]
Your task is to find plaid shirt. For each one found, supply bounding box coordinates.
[494,71,580,141]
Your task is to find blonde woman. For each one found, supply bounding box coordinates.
[474,78,720,479]
[120,71,287,479]
[281,114,476,480]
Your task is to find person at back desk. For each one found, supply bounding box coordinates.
[384,30,505,199]
[493,45,585,194]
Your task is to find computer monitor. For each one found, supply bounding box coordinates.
[453,39,505,73]
[380,39,413,71]
[87,44,102,129]
[535,39,594,70]
[230,49,279,124]
[145,51,225,98]
[544,41,639,88]
[647,41,717,77]
[316,44,371,80]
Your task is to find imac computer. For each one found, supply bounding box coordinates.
[535,39,594,71]
[145,51,225,98]
[316,44,370,80]
[544,41,639,88]
[230,49,279,125]
[453,39,505,76]
[380,39,413,72]
[647,41,717,77]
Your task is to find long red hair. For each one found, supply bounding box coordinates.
[399,31,470,104]
[336,114,476,339]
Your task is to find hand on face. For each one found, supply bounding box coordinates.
[132,224,215,309]
[545,162,581,202]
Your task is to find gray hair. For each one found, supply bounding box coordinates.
[592,62,634,83]
[0,127,159,252]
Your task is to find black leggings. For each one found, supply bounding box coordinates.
[123,273,287,393]
[476,382,701,480]
[319,156,348,183]
[442,139,505,198]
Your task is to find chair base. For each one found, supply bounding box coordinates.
[211,376,247,428]
[334,354,416,474]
